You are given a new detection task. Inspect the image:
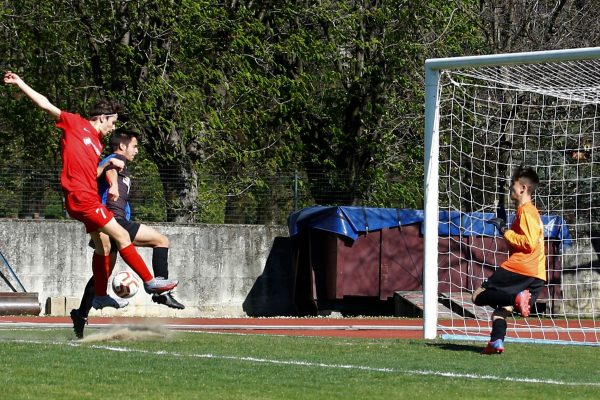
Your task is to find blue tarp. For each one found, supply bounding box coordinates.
[288,206,572,248]
[288,206,422,240]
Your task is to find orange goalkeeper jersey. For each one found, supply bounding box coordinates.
[501,202,546,281]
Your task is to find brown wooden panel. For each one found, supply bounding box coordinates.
[336,231,381,298]
[380,225,423,299]
[295,223,564,311]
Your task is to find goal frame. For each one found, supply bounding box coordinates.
[423,47,600,340]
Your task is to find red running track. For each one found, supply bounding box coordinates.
[0,316,598,342]
[0,316,424,339]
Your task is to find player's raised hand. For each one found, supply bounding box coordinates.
[496,204,507,221]
[4,71,22,85]
[109,157,125,171]
[487,217,507,235]
[108,184,120,201]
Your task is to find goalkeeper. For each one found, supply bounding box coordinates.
[472,166,546,355]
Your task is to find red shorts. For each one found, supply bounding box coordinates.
[64,191,114,233]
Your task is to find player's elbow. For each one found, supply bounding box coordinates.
[521,242,534,252]
[38,98,60,119]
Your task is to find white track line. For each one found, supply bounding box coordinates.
[7,339,600,388]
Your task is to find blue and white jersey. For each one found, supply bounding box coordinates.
[97,153,132,221]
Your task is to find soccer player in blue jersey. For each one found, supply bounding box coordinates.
[70,128,184,338]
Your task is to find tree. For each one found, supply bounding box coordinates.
[0,1,298,222]
[0,0,486,223]
[463,0,600,53]
[261,0,485,207]
[458,0,600,226]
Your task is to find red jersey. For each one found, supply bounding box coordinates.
[56,112,104,197]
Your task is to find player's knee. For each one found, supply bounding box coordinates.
[93,241,111,255]
[157,234,169,248]
[472,287,485,304]
[112,227,131,247]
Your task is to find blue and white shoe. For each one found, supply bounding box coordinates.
[143,277,178,294]
[92,295,129,310]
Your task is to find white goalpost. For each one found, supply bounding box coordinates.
[423,47,600,345]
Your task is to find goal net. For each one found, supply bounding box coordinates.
[423,48,600,345]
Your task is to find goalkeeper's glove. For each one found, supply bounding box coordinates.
[487,217,507,235]
[496,205,507,222]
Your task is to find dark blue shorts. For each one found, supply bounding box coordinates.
[88,219,141,253]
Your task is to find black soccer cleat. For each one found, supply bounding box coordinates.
[70,309,88,339]
[152,292,185,310]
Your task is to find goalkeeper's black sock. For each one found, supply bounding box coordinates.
[152,247,169,279]
[490,318,507,342]
[474,288,514,308]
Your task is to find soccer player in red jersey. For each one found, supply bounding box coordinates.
[4,71,178,309]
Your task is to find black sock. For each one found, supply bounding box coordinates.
[152,247,169,279]
[78,277,95,319]
[474,289,514,308]
[490,318,507,342]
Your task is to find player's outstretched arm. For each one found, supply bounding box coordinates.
[96,157,124,178]
[3,71,61,120]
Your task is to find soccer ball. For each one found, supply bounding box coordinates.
[111,271,139,299]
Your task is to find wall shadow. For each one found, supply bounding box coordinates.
[243,236,298,317]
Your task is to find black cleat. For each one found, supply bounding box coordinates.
[70,309,87,339]
[152,292,185,310]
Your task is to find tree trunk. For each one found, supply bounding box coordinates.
[158,163,199,223]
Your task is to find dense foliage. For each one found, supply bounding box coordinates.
[5,1,590,223]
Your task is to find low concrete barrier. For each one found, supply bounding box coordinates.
[0,219,294,318]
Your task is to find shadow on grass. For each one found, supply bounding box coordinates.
[426,342,483,353]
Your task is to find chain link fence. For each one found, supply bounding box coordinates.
[0,164,418,225]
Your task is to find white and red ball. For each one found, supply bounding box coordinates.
[111,271,139,299]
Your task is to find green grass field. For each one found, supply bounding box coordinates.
[0,327,598,399]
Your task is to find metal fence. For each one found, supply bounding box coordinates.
[0,165,416,225]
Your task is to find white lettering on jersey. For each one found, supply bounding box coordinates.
[83,137,102,156]
[123,176,131,194]
[95,207,107,219]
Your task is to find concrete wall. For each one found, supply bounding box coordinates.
[0,219,295,318]
[557,234,600,317]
